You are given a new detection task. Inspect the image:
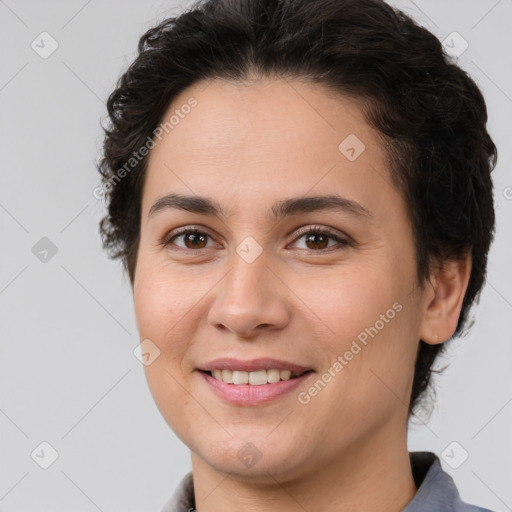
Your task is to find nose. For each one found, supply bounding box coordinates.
[207,249,291,338]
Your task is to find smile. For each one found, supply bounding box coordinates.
[198,369,315,406]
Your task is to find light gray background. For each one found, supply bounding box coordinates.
[0,0,511,511]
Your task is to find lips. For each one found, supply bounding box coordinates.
[196,357,315,404]
[197,357,313,374]
[199,369,314,405]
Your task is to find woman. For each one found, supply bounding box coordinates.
[97,0,497,510]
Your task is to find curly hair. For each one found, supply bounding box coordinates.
[97,0,497,417]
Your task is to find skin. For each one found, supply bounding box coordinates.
[133,77,472,512]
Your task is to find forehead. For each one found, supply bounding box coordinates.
[150,77,375,160]
[142,78,397,220]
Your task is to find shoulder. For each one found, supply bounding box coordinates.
[454,503,495,512]
[406,451,497,512]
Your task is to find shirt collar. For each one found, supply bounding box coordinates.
[160,451,477,512]
[404,451,462,511]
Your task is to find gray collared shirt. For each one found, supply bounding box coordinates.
[160,451,495,512]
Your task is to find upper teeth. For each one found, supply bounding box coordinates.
[211,369,303,385]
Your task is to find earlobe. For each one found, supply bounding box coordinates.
[419,253,472,345]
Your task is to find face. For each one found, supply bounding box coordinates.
[133,78,428,482]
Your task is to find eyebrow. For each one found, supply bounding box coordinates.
[147,193,373,221]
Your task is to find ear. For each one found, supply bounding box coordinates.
[419,252,472,345]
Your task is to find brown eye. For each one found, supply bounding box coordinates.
[291,226,350,252]
[182,231,208,249]
[164,229,213,250]
[304,232,330,250]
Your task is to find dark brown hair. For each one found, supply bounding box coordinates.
[97,0,497,417]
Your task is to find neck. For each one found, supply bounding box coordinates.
[189,426,418,512]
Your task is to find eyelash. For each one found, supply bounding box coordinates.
[160,225,351,254]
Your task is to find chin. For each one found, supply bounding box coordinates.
[191,430,316,482]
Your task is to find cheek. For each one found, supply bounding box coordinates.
[301,263,403,339]
[305,260,419,388]
[133,263,201,437]
[133,255,187,340]
[133,256,210,372]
